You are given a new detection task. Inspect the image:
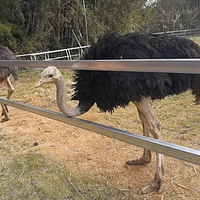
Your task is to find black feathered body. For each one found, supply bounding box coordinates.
[0,45,18,82]
[72,32,200,112]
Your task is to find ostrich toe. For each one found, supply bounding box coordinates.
[1,116,10,122]
[139,175,163,194]
[126,158,151,165]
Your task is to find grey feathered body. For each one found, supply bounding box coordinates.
[0,46,18,82]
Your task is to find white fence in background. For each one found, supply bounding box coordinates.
[15,45,90,61]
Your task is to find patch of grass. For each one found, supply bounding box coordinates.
[152,91,200,149]
[0,149,77,199]
[189,36,200,46]
[0,137,140,200]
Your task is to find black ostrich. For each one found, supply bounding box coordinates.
[36,32,200,194]
[0,45,18,122]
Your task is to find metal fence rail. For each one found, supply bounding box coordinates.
[0,97,199,165]
[1,59,200,73]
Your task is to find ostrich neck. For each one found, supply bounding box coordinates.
[56,77,81,117]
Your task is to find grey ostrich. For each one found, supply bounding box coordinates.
[0,45,18,122]
[35,32,200,194]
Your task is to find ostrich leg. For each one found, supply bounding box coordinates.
[1,104,10,122]
[1,77,14,122]
[5,76,15,99]
[126,109,152,165]
[127,98,164,194]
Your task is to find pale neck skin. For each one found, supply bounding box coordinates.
[56,76,81,117]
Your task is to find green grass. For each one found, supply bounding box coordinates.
[189,36,200,46]
[0,136,140,200]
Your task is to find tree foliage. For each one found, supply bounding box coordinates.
[155,0,200,31]
[0,0,147,53]
[0,0,199,53]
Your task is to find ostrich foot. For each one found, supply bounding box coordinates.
[139,175,163,194]
[126,157,151,165]
[1,116,10,122]
[126,150,151,165]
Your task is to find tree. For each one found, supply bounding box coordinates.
[3,0,187,53]
[0,0,16,48]
[155,0,200,30]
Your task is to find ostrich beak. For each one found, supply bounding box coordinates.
[35,78,47,88]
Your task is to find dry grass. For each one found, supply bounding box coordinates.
[0,69,200,200]
[189,36,200,46]
[0,136,137,200]
[0,69,143,200]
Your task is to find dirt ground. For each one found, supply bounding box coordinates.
[1,71,200,199]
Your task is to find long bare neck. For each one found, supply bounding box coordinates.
[56,76,81,117]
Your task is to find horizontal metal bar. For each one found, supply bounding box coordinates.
[0,97,200,165]
[1,59,200,74]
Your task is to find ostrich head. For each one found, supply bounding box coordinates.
[36,66,94,117]
[35,66,62,87]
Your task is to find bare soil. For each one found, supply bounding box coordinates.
[0,70,200,199]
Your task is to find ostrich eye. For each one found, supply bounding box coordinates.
[48,74,53,78]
